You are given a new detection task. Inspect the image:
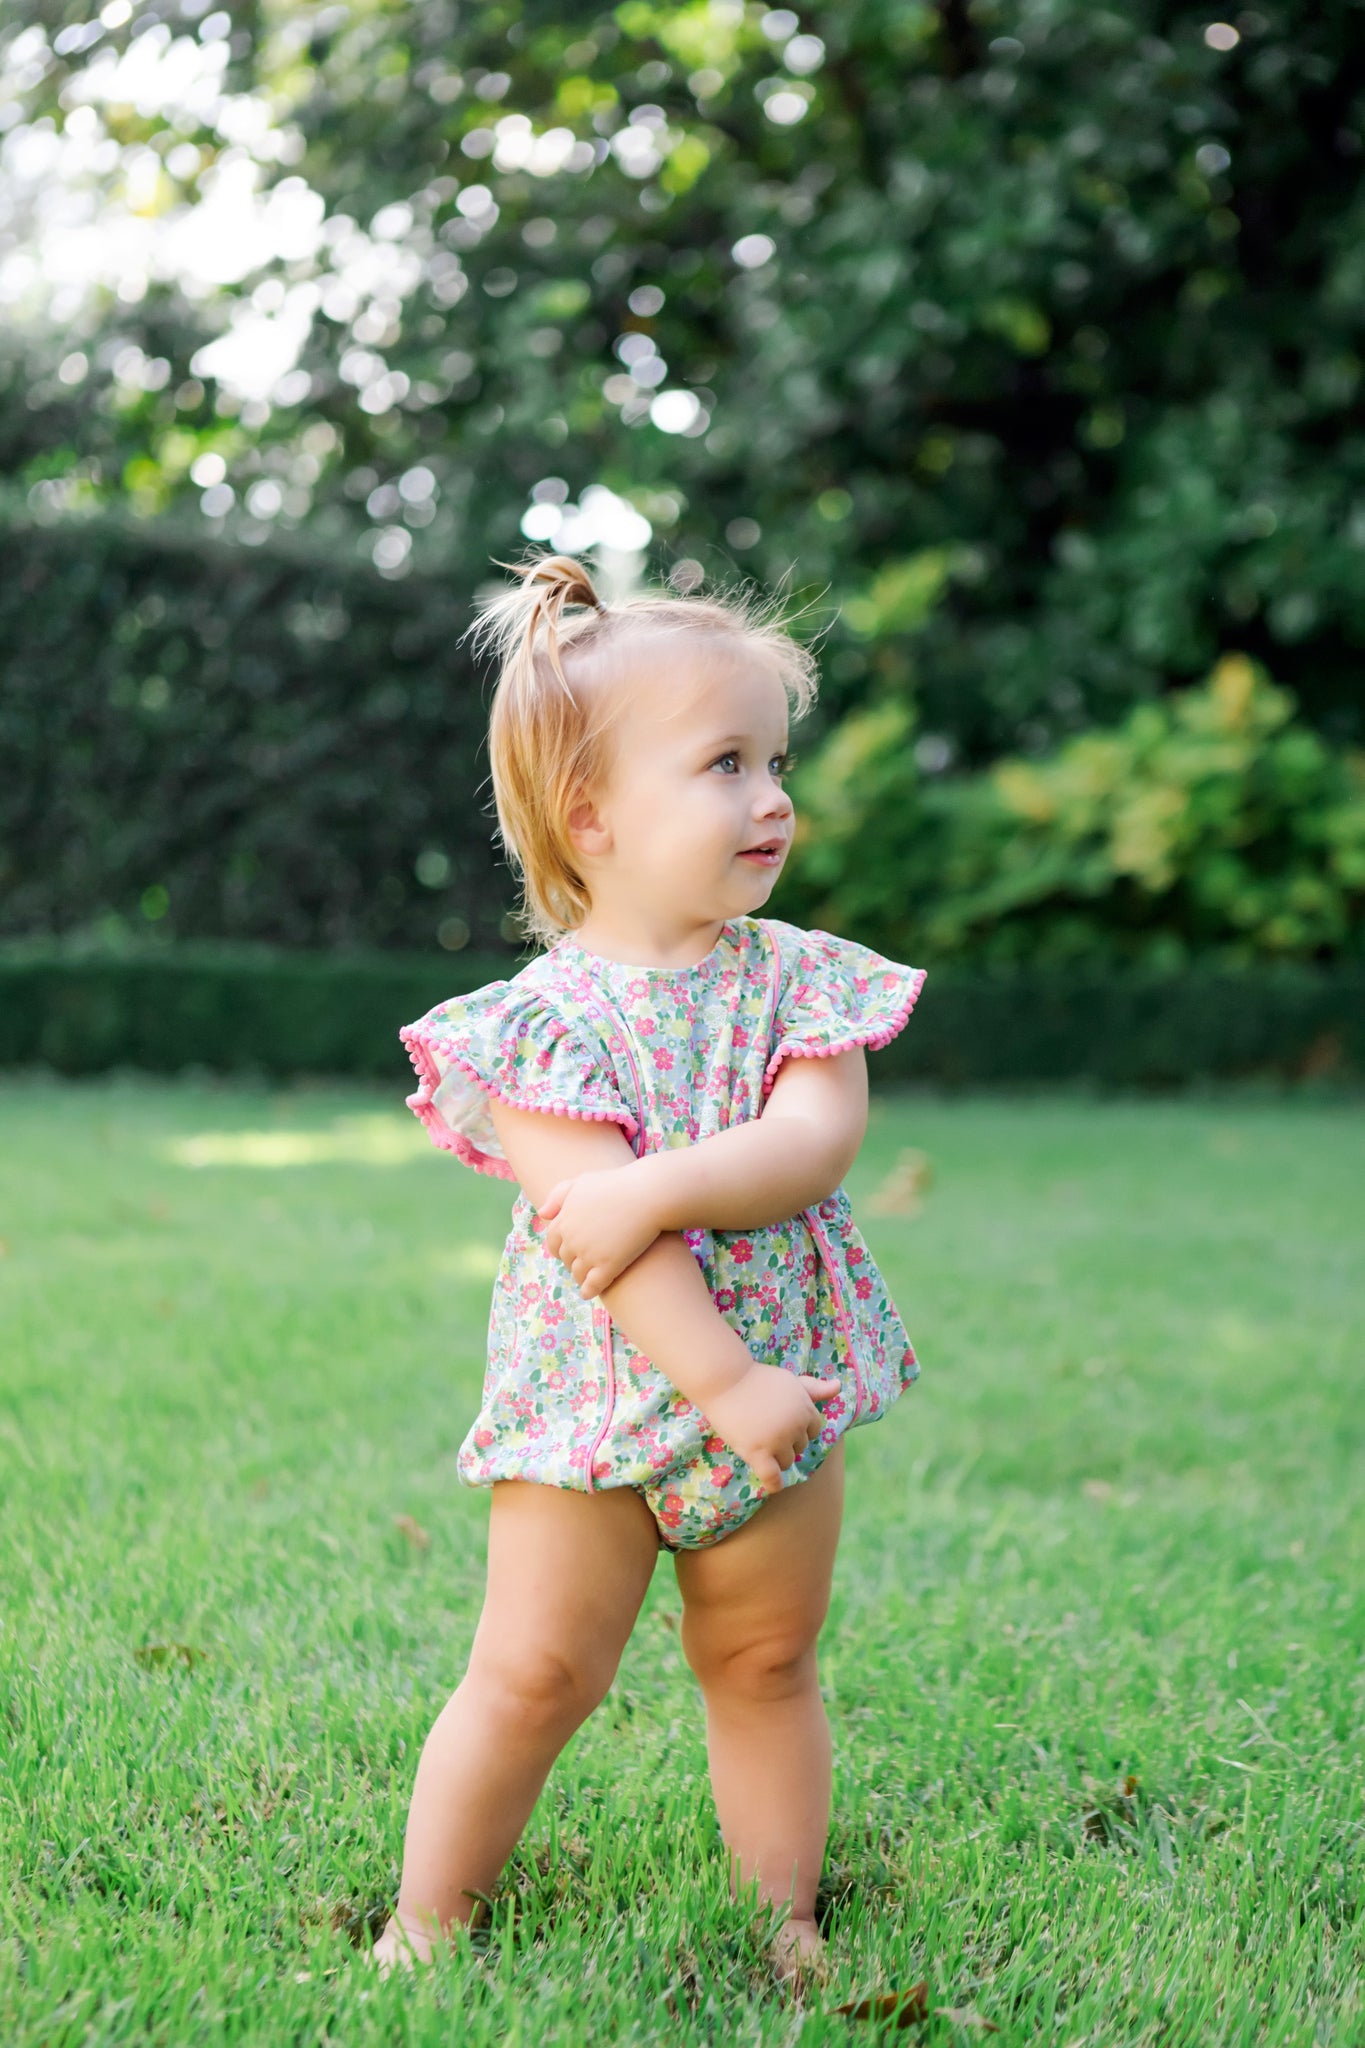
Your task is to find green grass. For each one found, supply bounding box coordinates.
[1,1075,1361,2046]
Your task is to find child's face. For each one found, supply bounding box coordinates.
[570,638,796,932]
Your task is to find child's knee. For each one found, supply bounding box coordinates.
[685,1628,819,1704]
[465,1640,616,1732]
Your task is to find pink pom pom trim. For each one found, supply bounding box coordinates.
[760,965,927,1099]
[399,1024,640,1181]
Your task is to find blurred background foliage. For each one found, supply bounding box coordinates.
[1,0,1363,968]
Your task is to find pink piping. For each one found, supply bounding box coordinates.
[570,986,647,1490]
[801,1200,869,1424]
[583,1300,618,1493]
[760,966,927,1099]
[757,918,784,1058]
[578,990,650,1159]
[399,1025,639,1182]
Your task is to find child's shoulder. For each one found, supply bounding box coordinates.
[752,915,890,981]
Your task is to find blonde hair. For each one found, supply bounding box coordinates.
[466,550,822,951]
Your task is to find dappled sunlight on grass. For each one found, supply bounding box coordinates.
[162,1112,429,1170]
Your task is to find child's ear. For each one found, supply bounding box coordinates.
[566,788,612,857]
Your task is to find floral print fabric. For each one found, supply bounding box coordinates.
[399,915,926,1550]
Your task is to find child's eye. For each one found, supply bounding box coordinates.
[711,751,740,773]
[772,752,797,778]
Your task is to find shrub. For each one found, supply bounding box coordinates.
[780,656,1365,968]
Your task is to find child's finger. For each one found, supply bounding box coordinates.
[538,1181,566,1217]
[752,1453,783,1496]
[798,1375,842,1400]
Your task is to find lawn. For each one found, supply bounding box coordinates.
[1,1075,1361,2046]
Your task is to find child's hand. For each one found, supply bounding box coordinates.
[536,1164,664,1299]
[701,1363,841,1498]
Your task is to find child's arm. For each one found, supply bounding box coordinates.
[485,1097,840,1496]
[536,1050,868,1296]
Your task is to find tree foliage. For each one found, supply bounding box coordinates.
[3,0,1364,771]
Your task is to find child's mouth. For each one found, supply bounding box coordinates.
[737,842,784,867]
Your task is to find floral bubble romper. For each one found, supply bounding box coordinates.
[399,915,926,1552]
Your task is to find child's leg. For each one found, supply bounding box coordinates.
[375,1478,661,1966]
[673,1440,845,1950]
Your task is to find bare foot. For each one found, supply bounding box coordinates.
[768,1916,831,1993]
[369,1912,440,1977]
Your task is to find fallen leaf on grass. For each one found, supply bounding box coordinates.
[933,2010,999,2032]
[394,1514,431,1551]
[831,1981,929,2025]
[134,1643,206,1670]
[866,1150,934,1218]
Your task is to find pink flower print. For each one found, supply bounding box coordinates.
[525,1415,546,1439]
[847,1246,865,1266]
[714,1288,736,1312]
[853,975,870,995]
[703,1434,725,1454]
[732,1026,750,1049]
[710,1464,734,1486]
[731,1239,753,1264]
[651,1046,675,1072]
[854,1274,873,1300]
[638,1017,657,1036]
[824,1395,846,1421]
[546,1370,566,1390]
[804,1296,818,1318]
[474,1427,495,1448]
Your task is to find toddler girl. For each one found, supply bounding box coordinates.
[382,552,926,1986]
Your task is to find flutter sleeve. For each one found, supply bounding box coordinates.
[762,922,926,1099]
[399,977,639,1179]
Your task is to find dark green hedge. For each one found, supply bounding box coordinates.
[3,944,1360,1090]
[0,505,516,953]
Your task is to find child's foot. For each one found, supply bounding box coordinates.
[768,1917,830,1992]
[369,1913,440,1977]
